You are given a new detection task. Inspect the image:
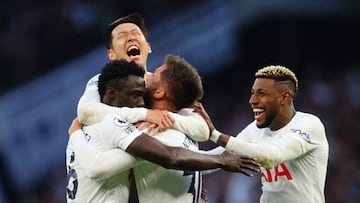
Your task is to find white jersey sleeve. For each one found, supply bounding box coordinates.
[169,108,210,141]
[77,74,147,125]
[69,129,143,180]
[98,114,143,149]
[226,113,325,169]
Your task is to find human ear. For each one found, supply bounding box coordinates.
[107,49,116,60]
[281,92,292,104]
[153,88,165,99]
[147,42,152,53]
[106,87,117,99]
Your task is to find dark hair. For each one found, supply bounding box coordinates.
[98,59,145,101]
[161,55,203,110]
[103,12,148,49]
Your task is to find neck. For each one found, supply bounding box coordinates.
[152,100,179,113]
[270,106,296,131]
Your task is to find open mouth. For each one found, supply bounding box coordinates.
[127,45,140,56]
[253,108,265,120]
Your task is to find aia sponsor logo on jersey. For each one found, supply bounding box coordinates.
[261,163,293,182]
[290,128,310,142]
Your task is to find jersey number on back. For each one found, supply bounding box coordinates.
[67,152,78,199]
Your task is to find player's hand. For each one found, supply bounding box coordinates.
[135,121,151,131]
[221,151,260,176]
[192,102,215,134]
[68,117,83,136]
[135,121,160,136]
[145,109,174,131]
[201,187,209,202]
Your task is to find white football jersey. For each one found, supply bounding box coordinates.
[66,114,142,203]
[134,128,202,203]
[226,111,329,203]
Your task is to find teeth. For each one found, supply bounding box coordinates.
[253,108,264,113]
[127,45,139,52]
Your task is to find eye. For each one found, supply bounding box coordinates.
[116,32,127,39]
[131,30,141,35]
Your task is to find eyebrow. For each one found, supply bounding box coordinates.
[117,28,140,35]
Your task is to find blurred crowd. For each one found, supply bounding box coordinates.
[0,0,200,95]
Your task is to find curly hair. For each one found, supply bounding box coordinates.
[98,59,145,101]
[255,65,298,95]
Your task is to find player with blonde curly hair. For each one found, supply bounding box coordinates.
[195,65,329,203]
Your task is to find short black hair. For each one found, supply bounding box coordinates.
[98,59,145,101]
[103,12,148,49]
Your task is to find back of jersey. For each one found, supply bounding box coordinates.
[65,124,131,202]
[133,129,202,203]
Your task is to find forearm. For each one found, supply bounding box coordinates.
[78,101,147,125]
[225,137,279,169]
[70,130,139,180]
[166,147,225,170]
[170,112,210,141]
[126,135,224,171]
[225,135,309,169]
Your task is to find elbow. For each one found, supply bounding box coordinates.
[189,126,210,142]
[77,103,96,125]
[86,169,106,181]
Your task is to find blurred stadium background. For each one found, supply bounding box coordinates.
[0,0,359,202]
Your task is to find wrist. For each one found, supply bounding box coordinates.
[209,129,221,143]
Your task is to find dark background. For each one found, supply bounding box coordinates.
[0,0,359,202]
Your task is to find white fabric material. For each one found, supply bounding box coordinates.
[134,128,202,203]
[77,74,147,125]
[170,108,210,141]
[67,116,204,202]
[226,111,328,203]
[77,74,209,141]
[65,114,142,203]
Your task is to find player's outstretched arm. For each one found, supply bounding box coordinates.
[77,74,174,129]
[126,134,260,176]
[193,102,322,169]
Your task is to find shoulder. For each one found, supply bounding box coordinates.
[101,113,130,126]
[85,74,100,88]
[290,111,326,141]
[294,111,323,125]
[177,108,195,116]
[236,120,259,139]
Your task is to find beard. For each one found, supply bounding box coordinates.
[256,109,276,129]
[143,90,153,109]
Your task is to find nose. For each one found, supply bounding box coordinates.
[126,32,136,42]
[249,94,257,106]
